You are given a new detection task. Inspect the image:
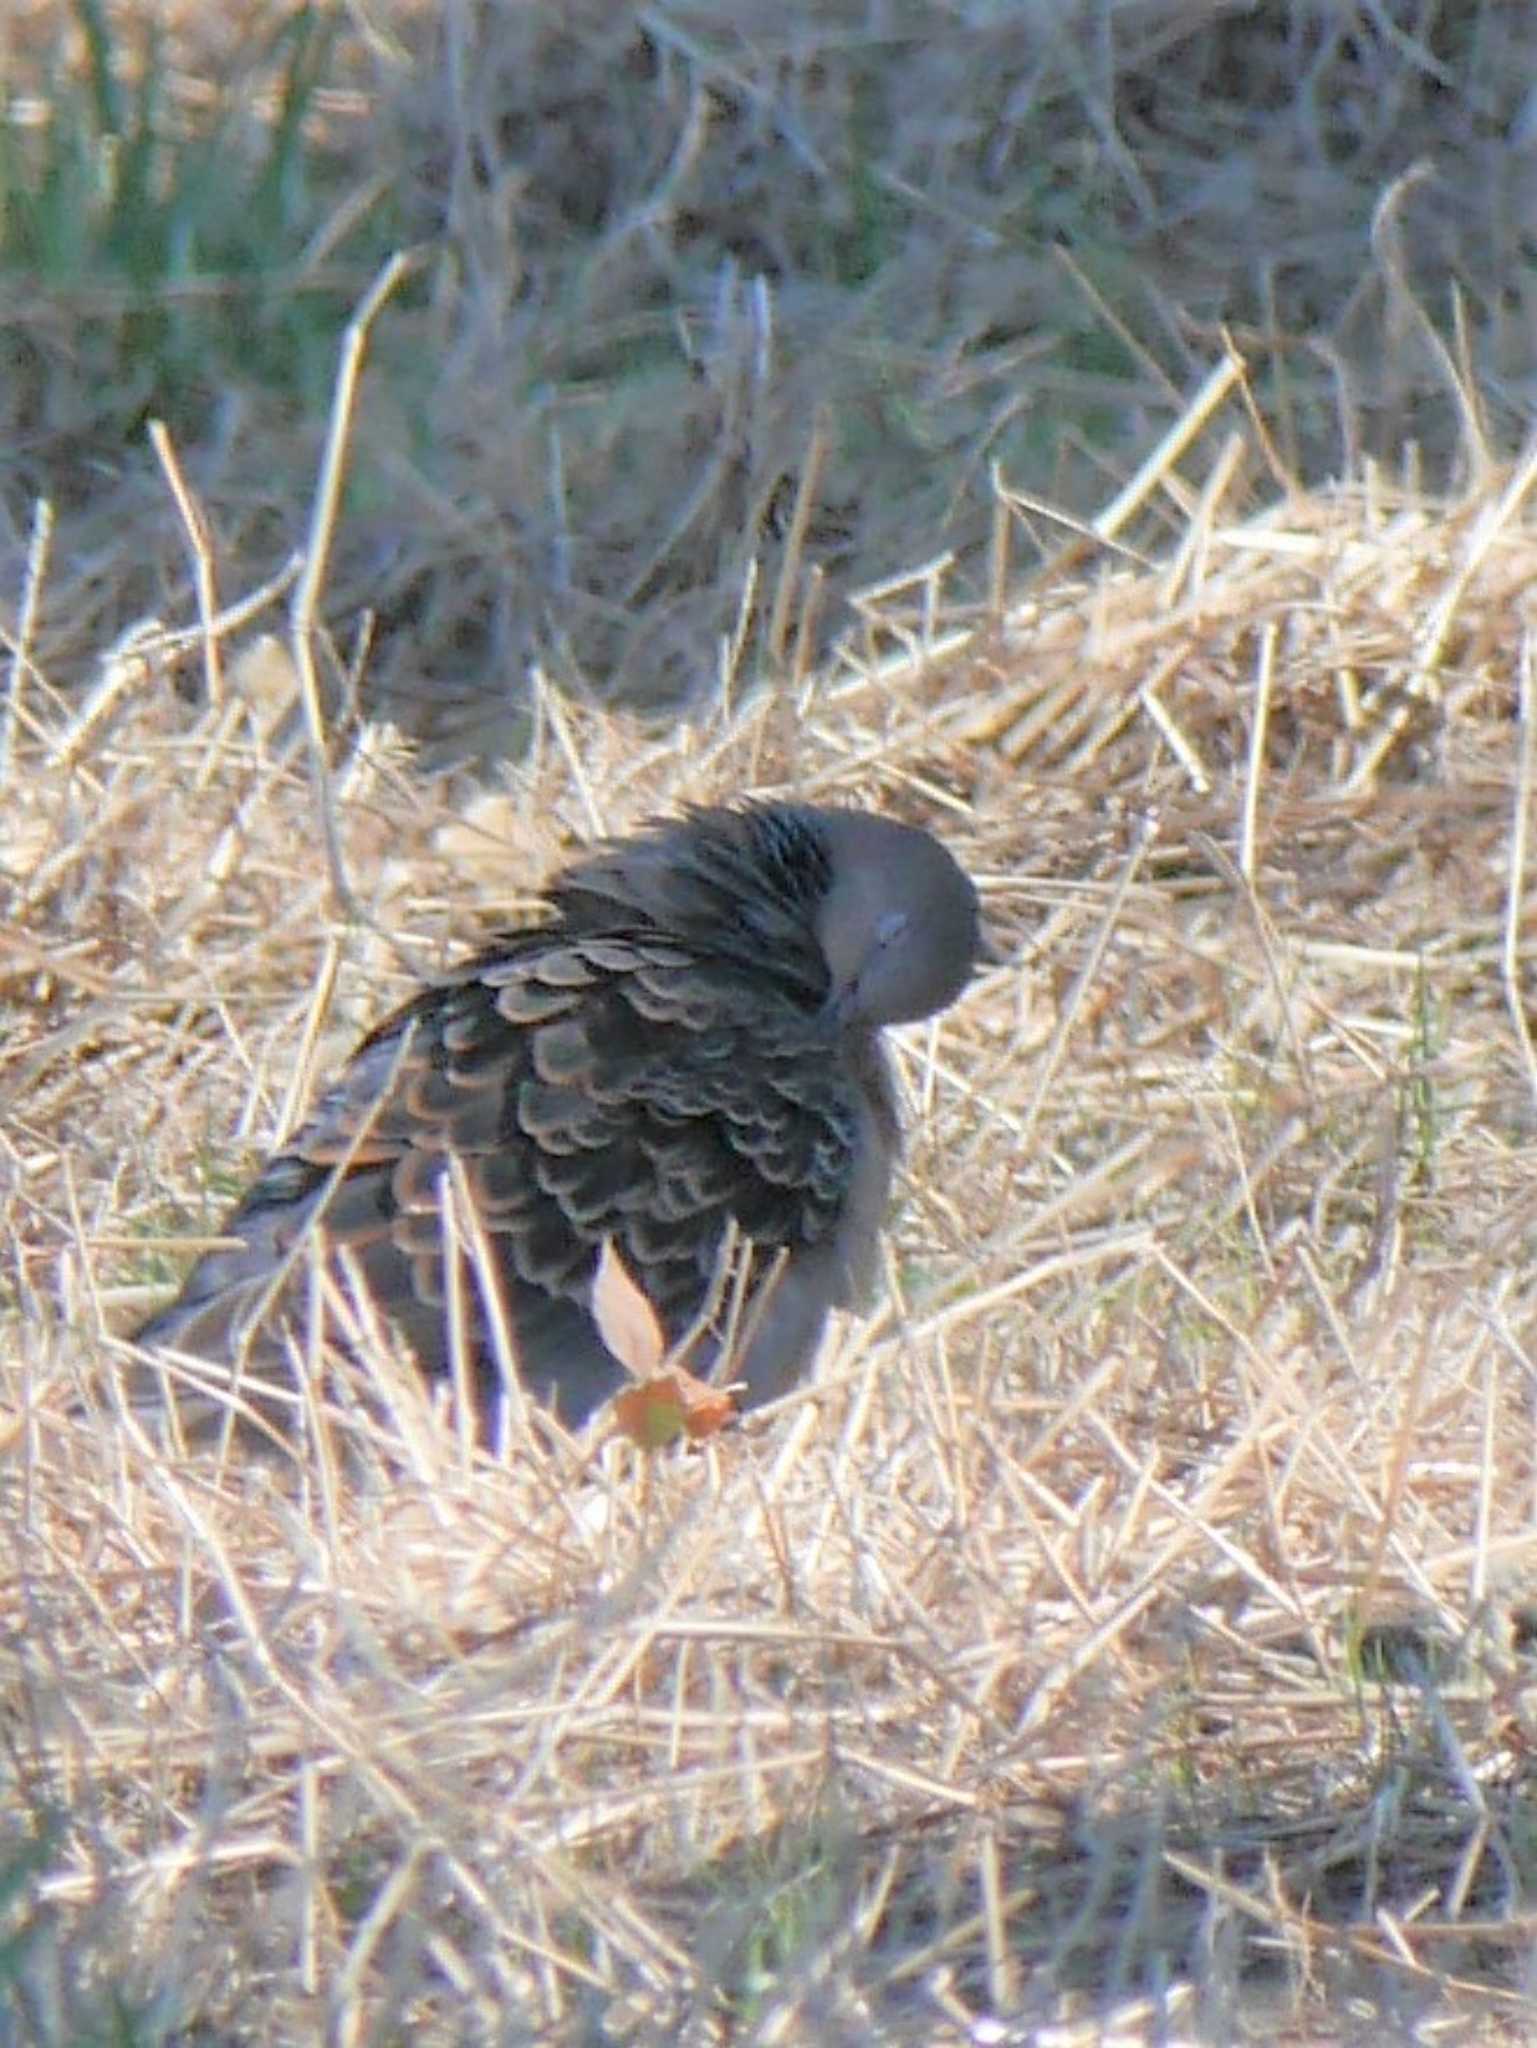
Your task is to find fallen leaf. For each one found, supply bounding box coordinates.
[592,1240,738,1447]
[591,1238,667,1379]
[612,1369,738,1448]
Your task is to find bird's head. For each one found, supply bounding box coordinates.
[811,810,980,1028]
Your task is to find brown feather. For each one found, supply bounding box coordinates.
[132,801,979,1437]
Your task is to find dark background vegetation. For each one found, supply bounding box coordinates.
[3,0,1536,761]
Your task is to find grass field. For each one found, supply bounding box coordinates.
[7,4,1537,2042]
[4,2,1537,755]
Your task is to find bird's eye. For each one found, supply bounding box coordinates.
[875,911,908,949]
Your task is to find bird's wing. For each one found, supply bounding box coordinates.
[138,931,880,1378]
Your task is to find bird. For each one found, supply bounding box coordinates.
[131,800,980,1439]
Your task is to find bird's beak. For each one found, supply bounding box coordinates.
[829,978,861,1027]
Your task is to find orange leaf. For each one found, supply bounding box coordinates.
[590,1238,667,1379]
[592,1240,737,1450]
[612,1369,737,1449]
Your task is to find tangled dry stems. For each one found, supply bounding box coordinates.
[7,374,1537,2039]
[10,0,1537,776]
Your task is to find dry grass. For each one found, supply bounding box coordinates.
[10,1,1537,766]
[9,3,1537,2039]
[6,333,1537,2041]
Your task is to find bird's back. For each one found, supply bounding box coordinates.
[133,801,978,1439]
[136,905,893,1431]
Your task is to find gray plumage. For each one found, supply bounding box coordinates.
[133,801,979,1435]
